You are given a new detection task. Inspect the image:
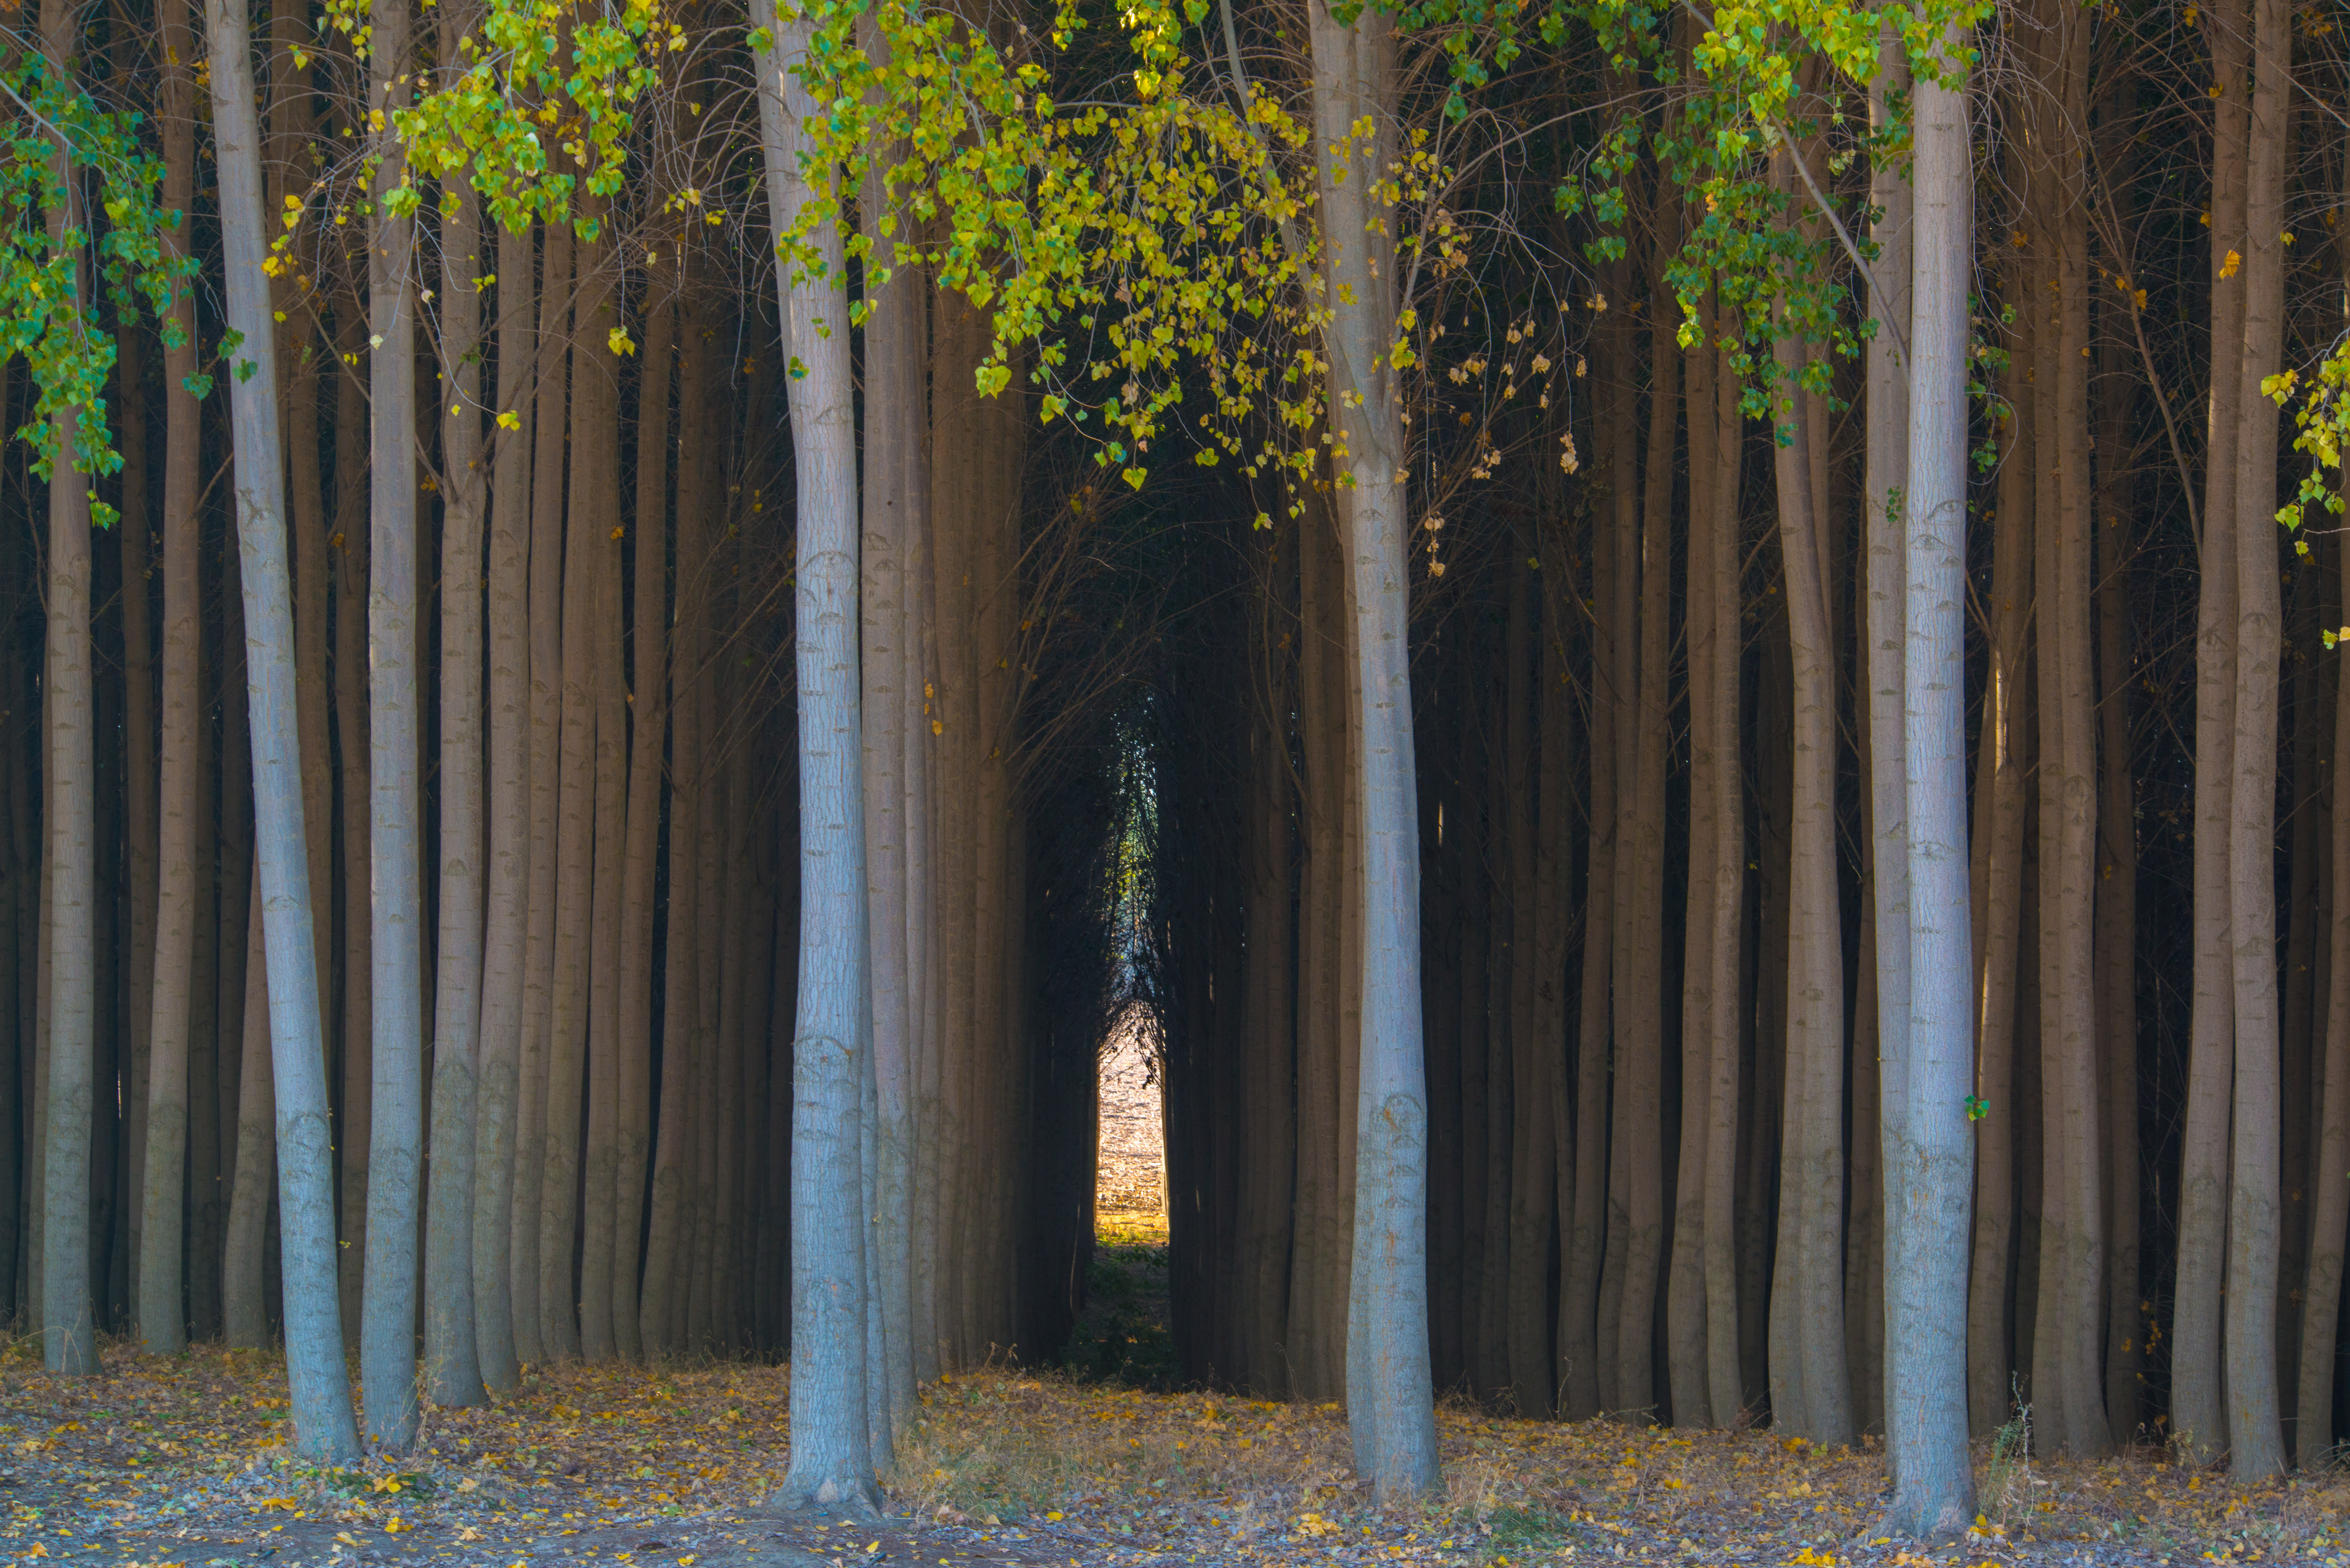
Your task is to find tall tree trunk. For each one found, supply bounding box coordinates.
[2172,0,2250,1466]
[138,0,203,1355]
[1883,31,1979,1535]
[641,285,712,1361]
[333,299,373,1352]
[37,0,98,1378]
[1768,177,1850,1442]
[767,5,881,1513]
[540,218,608,1365]
[861,128,919,1436]
[1305,0,1438,1498]
[118,332,158,1338]
[2221,0,2291,1478]
[612,290,674,1364]
[204,0,361,1454]
[424,92,489,1404]
[511,224,573,1368]
[472,217,537,1394]
[361,0,425,1444]
[577,220,626,1366]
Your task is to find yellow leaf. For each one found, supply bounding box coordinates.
[2220,249,2242,279]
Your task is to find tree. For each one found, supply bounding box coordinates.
[1882,19,1977,1537]
[1305,0,1440,1501]
[202,0,362,1461]
[768,0,882,1515]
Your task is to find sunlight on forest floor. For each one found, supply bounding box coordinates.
[9,1340,2350,1567]
[1093,1008,1167,1245]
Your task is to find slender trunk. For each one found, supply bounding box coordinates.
[540,219,608,1364]
[360,0,425,1444]
[472,218,537,1394]
[577,220,626,1365]
[1305,0,1437,1497]
[2301,440,2350,1464]
[641,286,712,1361]
[511,224,573,1367]
[1563,367,1616,1419]
[424,107,488,1405]
[224,867,272,1346]
[2221,0,2291,1478]
[1769,207,1850,1444]
[118,333,158,1338]
[205,0,361,1453]
[612,291,674,1364]
[138,0,203,1354]
[767,5,880,1511]
[2172,0,2250,1466]
[334,299,372,1352]
[1884,36,1979,1535]
[1504,566,1553,1415]
[36,0,97,1378]
[861,117,919,1436]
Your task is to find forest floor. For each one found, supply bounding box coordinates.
[7,1060,2345,1568]
[7,1338,2350,1568]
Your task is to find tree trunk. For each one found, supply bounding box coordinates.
[767,5,881,1513]
[2221,0,2292,1477]
[424,109,489,1405]
[860,120,919,1436]
[577,219,627,1366]
[1883,35,1980,1535]
[361,0,425,1443]
[333,298,373,1353]
[1304,0,1438,1498]
[224,866,273,1346]
[37,0,98,1379]
[204,0,361,1453]
[512,223,573,1368]
[138,0,203,1355]
[2172,0,2251,1466]
[472,216,538,1394]
[1768,205,1850,1444]
[612,290,674,1364]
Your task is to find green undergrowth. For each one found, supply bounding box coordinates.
[1058,1225,1178,1388]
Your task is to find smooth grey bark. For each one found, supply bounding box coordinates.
[137,0,203,1355]
[204,0,360,1456]
[424,128,489,1407]
[1306,0,1439,1500]
[361,0,425,1447]
[767,5,880,1511]
[36,0,97,1378]
[1882,37,1977,1538]
[1862,26,1911,1464]
[333,299,372,1352]
[224,867,272,1347]
[860,114,919,1442]
[2221,0,2291,1479]
[472,219,537,1395]
[2172,0,2249,1468]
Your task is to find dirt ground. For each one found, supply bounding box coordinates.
[9,1336,2350,1568]
[8,1058,2346,1568]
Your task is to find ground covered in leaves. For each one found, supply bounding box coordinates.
[7,1333,2350,1568]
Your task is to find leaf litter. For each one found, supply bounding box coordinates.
[5,1329,2348,1568]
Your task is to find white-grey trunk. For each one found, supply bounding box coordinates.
[767,3,881,1514]
[205,0,360,1454]
[1884,39,1977,1538]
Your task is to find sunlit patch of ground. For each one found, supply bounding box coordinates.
[1093,1008,1166,1247]
[4,1338,2350,1567]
